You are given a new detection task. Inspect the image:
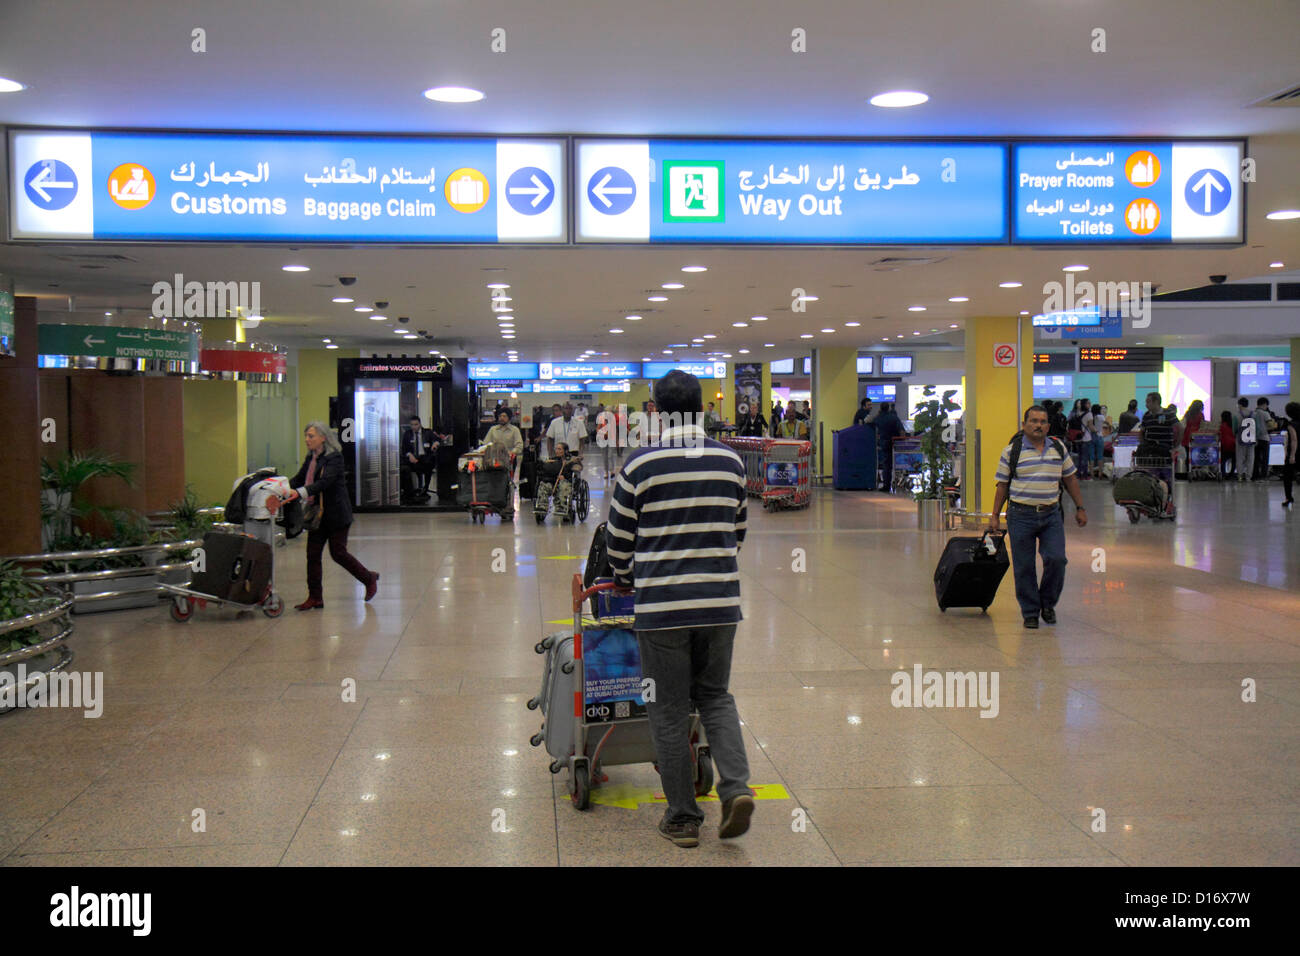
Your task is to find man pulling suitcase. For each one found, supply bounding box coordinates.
[988,405,1088,629]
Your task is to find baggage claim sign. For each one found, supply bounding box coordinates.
[8,129,566,242]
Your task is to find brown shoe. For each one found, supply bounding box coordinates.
[295,597,324,611]
[364,572,379,602]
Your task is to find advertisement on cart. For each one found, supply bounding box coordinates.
[582,628,646,722]
[765,461,799,487]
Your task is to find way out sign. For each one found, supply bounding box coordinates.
[993,342,1019,367]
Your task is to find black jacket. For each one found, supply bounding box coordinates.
[402,427,435,460]
[290,450,353,533]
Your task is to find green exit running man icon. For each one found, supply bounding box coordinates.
[683,173,707,210]
[663,161,725,222]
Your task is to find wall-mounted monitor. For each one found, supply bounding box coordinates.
[1033,374,1073,400]
[865,384,896,403]
[769,358,794,375]
[881,355,913,375]
[1077,346,1163,372]
[856,356,875,375]
[1034,352,1076,373]
[1238,360,1290,395]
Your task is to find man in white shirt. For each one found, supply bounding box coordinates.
[544,403,585,460]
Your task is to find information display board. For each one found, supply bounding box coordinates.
[1078,346,1164,372]
[641,361,727,379]
[856,356,875,375]
[538,361,640,380]
[881,355,913,375]
[1034,352,1077,373]
[9,129,567,242]
[1013,141,1243,243]
[576,139,1008,243]
[468,362,540,380]
[1238,361,1290,394]
[1033,374,1074,400]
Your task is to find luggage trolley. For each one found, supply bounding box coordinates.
[761,438,812,511]
[458,452,516,523]
[1187,434,1222,481]
[892,438,925,494]
[527,576,711,811]
[1114,453,1177,523]
[161,530,284,622]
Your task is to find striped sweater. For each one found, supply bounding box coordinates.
[605,424,747,631]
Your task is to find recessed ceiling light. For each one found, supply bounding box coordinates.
[692,338,705,343]
[370,315,387,321]
[1019,310,1030,315]
[325,344,339,350]
[424,86,485,103]
[662,282,684,289]
[722,353,733,358]
[950,323,959,328]
[912,331,921,335]
[869,90,929,108]
[1270,261,1285,268]
[764,343,775,347]
[908,306,926,312]
[751,316,768,322]
[625,314,643,321]
[882,338,890,342]
[896,335,904,339]
[733,321,749,327]
[486,283,509,289]
[648,295,668,302]
[322,338,331,343]
[332,297,354,304]
[403,334,418,340]
[681,265,707,273]
[282,265,309,272]
[392,328,408,334]
[948,296,969,303]
[1063,264,1089,272]
[0,77,27,93]
[662,349,673,354]
[739,348,750,354]
[1266,210,1300,220]
[355,306,373,313]
[800,333,814,339]
[844,321,861,327]
[703,334,717,339]
[796,294,819,302]
[1135,341,1146,345]
[999,281,1022,288]
[821,328,835,333]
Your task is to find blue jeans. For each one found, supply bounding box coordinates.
[1005,502,1068,618]
[637,624,751,825]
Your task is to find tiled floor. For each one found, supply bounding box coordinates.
[3,465,1298,866]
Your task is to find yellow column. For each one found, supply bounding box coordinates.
[201,317,245,345]
[1098,373,1136,420]
[297,348,355,431]
[183,378,247,504]
[963,316,1034,513]
[811,347,858,476]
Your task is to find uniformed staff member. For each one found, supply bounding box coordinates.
[988,405,1087,629]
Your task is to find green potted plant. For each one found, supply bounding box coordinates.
[0,559,73,714]
[911,386,960,530]
[151,486,220,587]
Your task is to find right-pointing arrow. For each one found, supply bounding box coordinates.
[1191,171,1224,214]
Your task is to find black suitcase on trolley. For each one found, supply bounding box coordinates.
[935,531,1009,612]
[191,531,272,605]
[519,447,538,500]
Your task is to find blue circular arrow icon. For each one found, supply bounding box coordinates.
[24,159,79,210]
[1184,168,1231,217]
[505,166,555,215]
[587,166,636,215]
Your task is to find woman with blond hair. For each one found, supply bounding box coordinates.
[281,421,378,610]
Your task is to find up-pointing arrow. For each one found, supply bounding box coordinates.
[591,172,634,210]
[1190,171,1225,214]
[29,164,76,203]
[507,174,551,208]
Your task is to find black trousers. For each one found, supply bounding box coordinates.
[1284,462,1295,503]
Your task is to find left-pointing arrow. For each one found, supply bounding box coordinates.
[83,334,105,348]
[29,164,75,203]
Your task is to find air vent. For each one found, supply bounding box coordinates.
[1249,83,1300,108]
[52,253,138,263]
[869,256,946,267]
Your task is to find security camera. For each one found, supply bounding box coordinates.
[397,316,409,324]
[338,276,357,286]
[375,300,389,309]
[416,329,427,336]
[1070,340,1079,346]
[1209,275,1227,285]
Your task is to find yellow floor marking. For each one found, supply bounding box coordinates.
[541,554,584,560]
[565,782,790,809]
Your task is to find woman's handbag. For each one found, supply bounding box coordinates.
[302,495,324,531]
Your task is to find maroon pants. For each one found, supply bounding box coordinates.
[305,526,372,599]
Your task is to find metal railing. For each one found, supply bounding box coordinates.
[0,590,75,710]
[9,540,200,606]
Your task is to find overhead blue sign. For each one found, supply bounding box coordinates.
[468,362,539,380]
[539,361,641,380]
[1013,141,1243,243]
[575,139,1008,243]
[642,361,728,379]
[1036,311,1123,340]
[9,129,567,243]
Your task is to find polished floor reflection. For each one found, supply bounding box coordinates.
[3,465,1297,866]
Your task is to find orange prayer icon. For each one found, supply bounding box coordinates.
[1124,151,1160,187]
[107,163,156,210]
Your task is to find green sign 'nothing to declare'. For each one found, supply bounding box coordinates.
[38,324,200,363]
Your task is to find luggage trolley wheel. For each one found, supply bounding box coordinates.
[1127,508,1141,524]
[169,595,193,623]
[694,746,714,797]
[262,592,285,618]
[529,730,544,747]
[570,757,592,811]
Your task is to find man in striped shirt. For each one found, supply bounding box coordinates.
[606,370,753,848]
[989,405,1087,629]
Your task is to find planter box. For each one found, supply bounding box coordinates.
[72,573,159,614]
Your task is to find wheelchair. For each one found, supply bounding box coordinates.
[533,461,590,524]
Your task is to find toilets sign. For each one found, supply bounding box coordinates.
[8,129,567,243]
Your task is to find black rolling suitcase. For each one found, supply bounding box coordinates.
[935,531,1008,612]
[519,447,539,500]
[191,531,273,606]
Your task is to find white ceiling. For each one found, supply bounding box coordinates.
[1,0,1298,360]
